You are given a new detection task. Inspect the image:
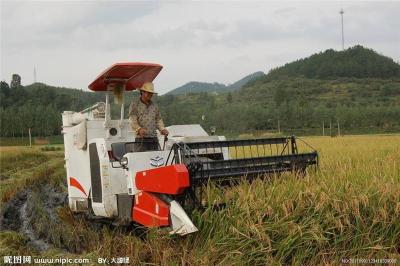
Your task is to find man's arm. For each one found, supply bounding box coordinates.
[155,107,168,135]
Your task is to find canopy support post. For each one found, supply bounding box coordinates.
[104,92,111,128]
[119,84,125,137]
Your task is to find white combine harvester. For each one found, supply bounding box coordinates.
[62,63,318,235]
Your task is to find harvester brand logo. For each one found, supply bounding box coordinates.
[150,156,164,167]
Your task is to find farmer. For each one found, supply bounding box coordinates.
[128,82,169,151]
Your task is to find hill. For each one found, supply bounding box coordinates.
[158,47,400,135]
[166,71,265,95]
[227,71,266,91]
[255,45,400,82]
[166,81,226,95]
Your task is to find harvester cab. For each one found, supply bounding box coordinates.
[62,62,318,236]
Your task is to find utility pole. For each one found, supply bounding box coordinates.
[330,121,332,137]
[34,66,37,83]
[337,121,341,136]
[322,122,325,136]
[340,8,345,50]
[278,120,281,134]
[29,128,32,147]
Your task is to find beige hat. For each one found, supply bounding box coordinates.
[139,82,157,94]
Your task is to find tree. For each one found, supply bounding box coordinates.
[227,92,233,104]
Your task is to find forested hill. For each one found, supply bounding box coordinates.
[167,81,226,95]
[259,45,400,81]
[166,71,265,95]
[0,82,104,111]
[0,82,104,137]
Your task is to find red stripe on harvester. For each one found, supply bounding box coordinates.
[69,177,87,196]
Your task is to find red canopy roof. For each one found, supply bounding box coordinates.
[88,62,163,91]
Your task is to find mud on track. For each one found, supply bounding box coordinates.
[0,182,149,255]
[0,184,66,252]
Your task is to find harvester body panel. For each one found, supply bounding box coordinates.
[62,114,134,213]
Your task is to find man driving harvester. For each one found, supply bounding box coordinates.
[128,82,169,151]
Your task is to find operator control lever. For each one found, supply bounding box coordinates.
[163,135,168,150]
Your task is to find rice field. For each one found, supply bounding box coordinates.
[0,135,399,265]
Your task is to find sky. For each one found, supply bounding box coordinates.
[1,1,399,95]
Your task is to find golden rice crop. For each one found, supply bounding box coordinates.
[0,135,399,265]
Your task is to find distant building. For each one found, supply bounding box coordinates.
[11,74,21,88]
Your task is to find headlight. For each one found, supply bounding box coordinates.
[120,157,128,167]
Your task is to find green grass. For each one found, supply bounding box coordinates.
[0,135,399,264]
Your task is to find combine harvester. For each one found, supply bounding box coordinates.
[62,63,318,235]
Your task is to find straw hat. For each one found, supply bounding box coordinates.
[139,82,157,94]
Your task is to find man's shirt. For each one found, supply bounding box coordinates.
[128,99,165,138]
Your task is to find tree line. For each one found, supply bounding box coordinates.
[0,82,103,137]
[159,77,400,135]
[1,72,399,138]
